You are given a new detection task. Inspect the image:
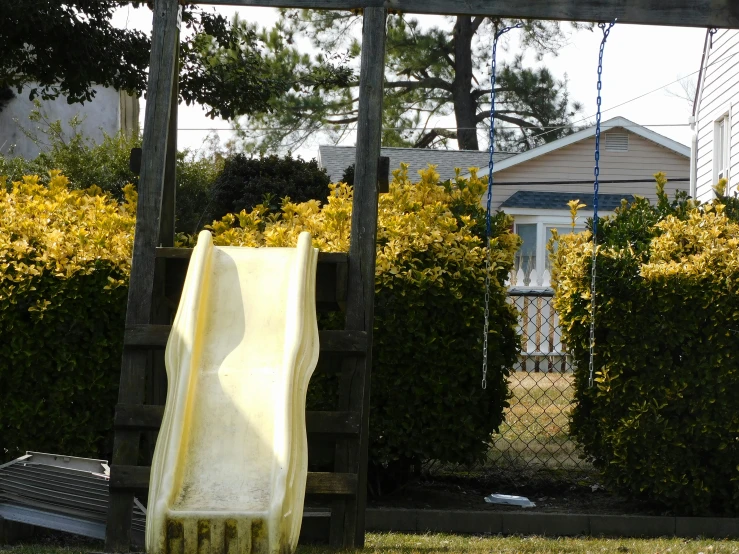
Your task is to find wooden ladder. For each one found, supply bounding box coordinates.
[103,1,386,550]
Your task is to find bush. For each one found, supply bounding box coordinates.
[0,110,222,234]
[551,174,739,515]
[174,150,225,235]
[1,111,142,199]
[0,172,134,463]
[207,153,331,222]
[1,165,519,486]
[201,164,520,484]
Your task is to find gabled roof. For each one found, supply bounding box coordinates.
[318,145,516,184]
[500,190,633,211]
[490,116,690,174]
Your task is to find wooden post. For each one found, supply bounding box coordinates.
[148,42,180,410]
[330,7,386,549]
[160,60,178,247]
[378,156,390,193]
[105,0,180,550]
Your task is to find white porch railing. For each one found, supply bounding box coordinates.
[507,282,572,374]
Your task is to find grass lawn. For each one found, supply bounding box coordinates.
[4,533,739,554]
[429,370,591,482]
[492,370,583,470]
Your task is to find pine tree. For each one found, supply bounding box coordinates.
[238,11,586,153]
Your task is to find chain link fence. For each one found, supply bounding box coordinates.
[425,289,593,483]
[494,289,587,472]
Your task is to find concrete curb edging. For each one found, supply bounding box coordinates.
[365,509,739,539]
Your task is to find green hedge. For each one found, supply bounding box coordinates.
[204,165,520,484]
[1,166,519,486]
[0,173,134,462]
[552,175,739,515]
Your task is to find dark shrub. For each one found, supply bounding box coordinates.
[208,153,330,220]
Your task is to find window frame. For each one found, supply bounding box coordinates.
[513,214,586,288]
[714,108,732,189]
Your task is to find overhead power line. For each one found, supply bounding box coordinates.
[171,39,739,139]
[528,48,739,143]
[177,123,690,132]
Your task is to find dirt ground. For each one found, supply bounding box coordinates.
[367,473,657,516]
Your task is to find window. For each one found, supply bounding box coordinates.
[513,222,584,287]
[715,113,731,185]
[514,224,537,284]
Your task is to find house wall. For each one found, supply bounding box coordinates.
[695,29,739,202]
[489,130,689,211]
[0,85,138,159]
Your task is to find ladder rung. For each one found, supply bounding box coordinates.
[124,325,367,354]
[306,411,361,435]
[110,466,357,495]
[157,249,348,311]
[124,324,171,348]
[114,404,164,430]
[156,248,348,265]
[114,405,360,436]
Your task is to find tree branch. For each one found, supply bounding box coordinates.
[474,111,535,128]
[325,116,358,124]
[471,16,486,34]
[413,127,458,148]
[385,78,453,92]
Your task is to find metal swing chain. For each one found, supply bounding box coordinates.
[588,20,617,389]
[483,22,523,390]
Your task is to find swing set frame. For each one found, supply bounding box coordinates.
[105,0,739,551]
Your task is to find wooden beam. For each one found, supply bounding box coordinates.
[306,411,361,435]
[155,248,348,264]
[330,7,386,549]
[124,3,179,331]
[114,405,361,435]
[109,466,357,495]
[124,324,368,353]
[159,52,179,248]
[378,156,390,194]
[155,250,349,309]
[194,0,739,29]
[105,1,181,551]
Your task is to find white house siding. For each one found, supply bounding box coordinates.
[0,85,138,159]
[695,30,739,202]
[489,130,689,211]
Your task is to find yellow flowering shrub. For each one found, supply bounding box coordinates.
[0,172,135,462]
[199,164,520,477]
[1,166,519,480]
[551,174,739,515]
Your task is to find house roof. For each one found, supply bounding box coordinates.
[490,116,690,175]
[500,190,634,211]
[318,145,516,184]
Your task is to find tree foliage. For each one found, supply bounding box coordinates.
[0,2,351,119]
[0,110,222,235]
[238,11,584,153]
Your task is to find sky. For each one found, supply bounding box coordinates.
[111,5,708,159]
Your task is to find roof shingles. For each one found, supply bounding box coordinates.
[500,190,633,211]
[318,145,515,184]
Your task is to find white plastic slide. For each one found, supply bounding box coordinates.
[146,231,320,554]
